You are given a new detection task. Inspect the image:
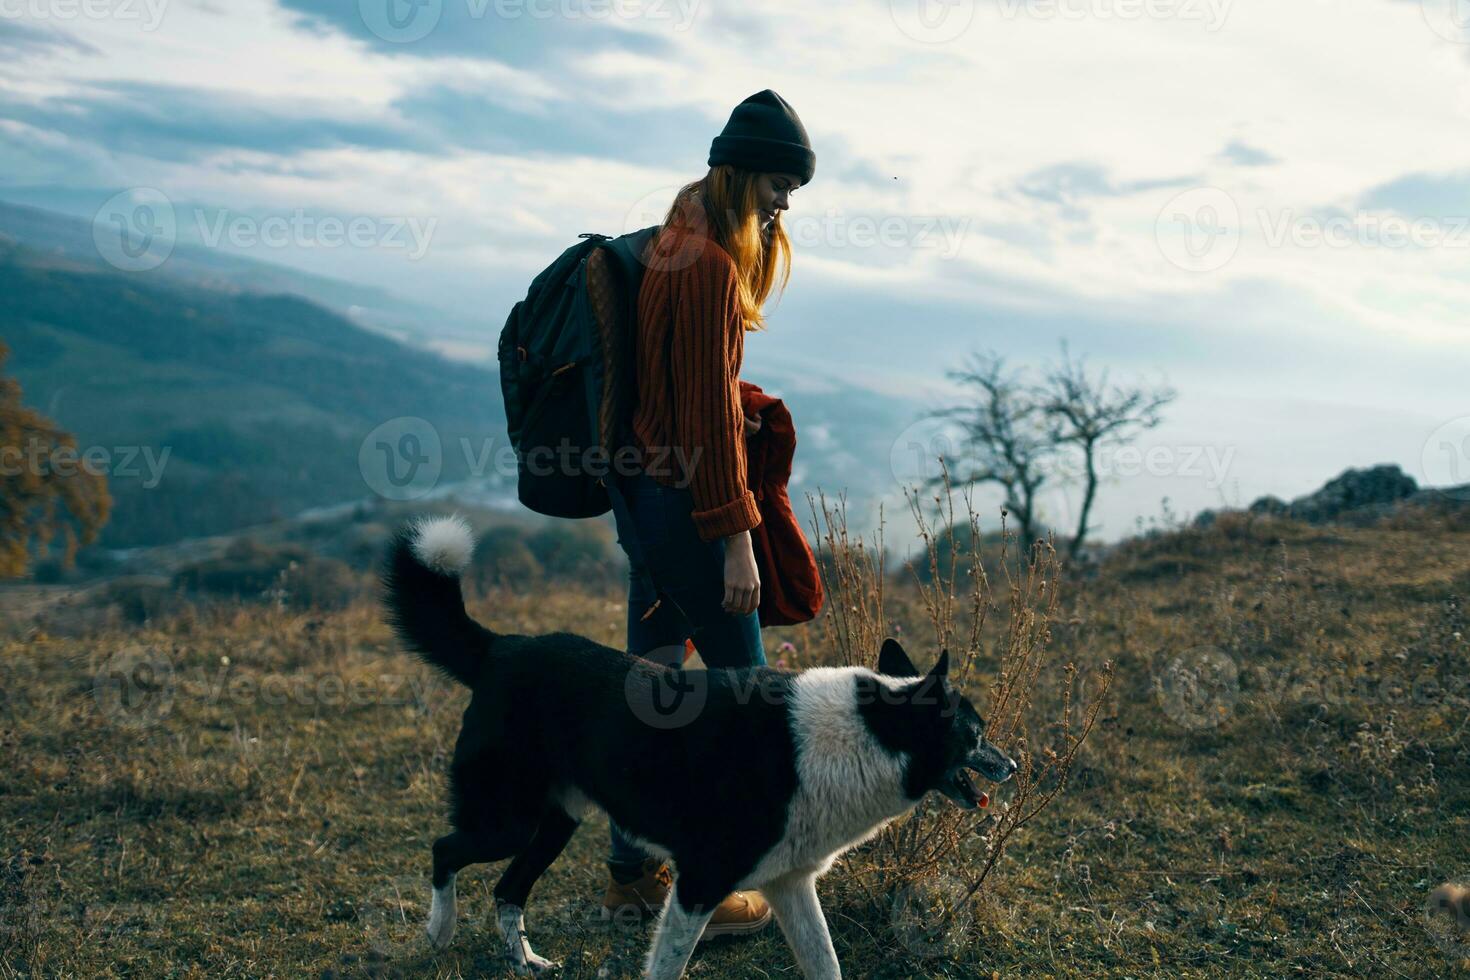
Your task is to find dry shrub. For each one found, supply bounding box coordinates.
[806,462,1111,961]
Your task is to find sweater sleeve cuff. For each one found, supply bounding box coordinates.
[691,490,762,542]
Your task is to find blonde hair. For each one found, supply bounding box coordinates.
[654,165,792,331]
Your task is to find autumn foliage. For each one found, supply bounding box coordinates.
[0,340,111,577]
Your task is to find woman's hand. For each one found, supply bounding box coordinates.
[723,529,761,616]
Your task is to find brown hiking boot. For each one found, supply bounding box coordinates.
[602,858,672,921]
[600,859,772,940]
[699,889,772,940]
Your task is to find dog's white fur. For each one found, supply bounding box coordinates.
[640,668,919,980]
[498,901,557,974]
[426,876,456,948]
[409,514,474,576]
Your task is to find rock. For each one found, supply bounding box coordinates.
[1285,464,1418,524]
[1248,495,1289,516]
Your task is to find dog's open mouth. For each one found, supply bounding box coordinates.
[939,768,990,810]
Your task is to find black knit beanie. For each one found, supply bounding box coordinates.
[707,90,815,186]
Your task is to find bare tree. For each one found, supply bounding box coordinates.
[924,352,1057,546]
[1042,344,1176,558]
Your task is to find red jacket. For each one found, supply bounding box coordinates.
[739,380,824,627]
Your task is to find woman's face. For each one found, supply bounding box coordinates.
[754,172,801,231]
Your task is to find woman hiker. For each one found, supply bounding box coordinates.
[600,89,815,940]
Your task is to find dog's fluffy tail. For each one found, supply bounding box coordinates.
[380,514,494,688]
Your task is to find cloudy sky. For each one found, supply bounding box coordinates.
[2,0,1467,542]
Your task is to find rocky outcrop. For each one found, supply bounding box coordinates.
[1277,464,1418,524]
[1194,464,1468,529]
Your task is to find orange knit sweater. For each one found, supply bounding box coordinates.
[631,228,762,542]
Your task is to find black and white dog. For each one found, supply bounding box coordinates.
[380,515,1017,979]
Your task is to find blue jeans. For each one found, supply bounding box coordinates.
[605,467,765,867]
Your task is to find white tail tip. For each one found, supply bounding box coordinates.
[409,514,475,576]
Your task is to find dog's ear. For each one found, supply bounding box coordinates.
[878,638,919,678]
[928,649,950,680]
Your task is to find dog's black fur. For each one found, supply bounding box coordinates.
[380,516,1016,977]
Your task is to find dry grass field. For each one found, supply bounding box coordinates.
[3,497,1469,978]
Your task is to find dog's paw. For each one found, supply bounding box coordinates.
[425,916,456,950]
[425,899,456,949]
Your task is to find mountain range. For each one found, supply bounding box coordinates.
[0,200,915,551]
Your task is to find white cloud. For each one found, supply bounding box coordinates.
[3,0,1466,538]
